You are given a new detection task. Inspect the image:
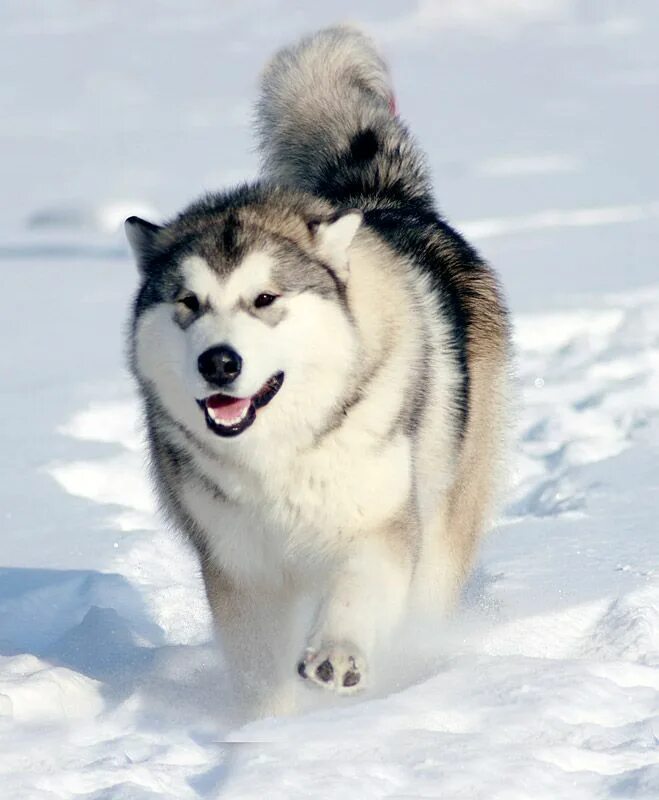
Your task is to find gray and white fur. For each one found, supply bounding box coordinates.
[126,26,511,717]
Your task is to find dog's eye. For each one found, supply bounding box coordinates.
[178,293,200,313]
[254,293,278,309]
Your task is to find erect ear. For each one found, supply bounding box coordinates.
[125,216,162,274]
[308,210,362,282]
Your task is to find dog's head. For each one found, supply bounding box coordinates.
[127,191,362,445]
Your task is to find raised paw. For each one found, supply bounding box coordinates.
[297,643,366,695]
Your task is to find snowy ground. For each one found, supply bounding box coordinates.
[1,1,658,798]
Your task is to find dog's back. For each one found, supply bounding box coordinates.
[257,26,511,606]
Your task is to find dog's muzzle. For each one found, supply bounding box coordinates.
[196,372,284,437]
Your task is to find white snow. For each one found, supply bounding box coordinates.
[459,201,659,241]
[1,1,658,797]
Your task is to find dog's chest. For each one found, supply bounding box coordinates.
[178,429,412,580]
[247,428,412,536]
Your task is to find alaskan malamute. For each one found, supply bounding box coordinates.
[127,26,510,716]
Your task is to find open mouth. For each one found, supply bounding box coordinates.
[196,372,284,437]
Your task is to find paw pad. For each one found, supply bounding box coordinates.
[297,646,365,694]
[342,668,360,687]
[315,659,334,683]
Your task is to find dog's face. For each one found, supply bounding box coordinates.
[128,208,362,445]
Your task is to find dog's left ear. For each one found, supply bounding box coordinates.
[308,210,362,282]
[125,216,163,275]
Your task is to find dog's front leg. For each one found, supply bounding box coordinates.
[298,522,414,694]
[202,562,297,718]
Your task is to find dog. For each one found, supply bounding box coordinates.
[126,26,511,717]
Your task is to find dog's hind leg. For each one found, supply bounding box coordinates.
[202,561,299,718]
[298,514,415,695]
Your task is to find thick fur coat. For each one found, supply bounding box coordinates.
[127,26,511,716]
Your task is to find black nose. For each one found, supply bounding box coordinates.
[197,345,242,387]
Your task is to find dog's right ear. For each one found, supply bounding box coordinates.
[125,216,162,275]
[307,210,362,283]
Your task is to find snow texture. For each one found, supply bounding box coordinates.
[1,1,658,797]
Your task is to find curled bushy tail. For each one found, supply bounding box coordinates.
[256,26,433,210]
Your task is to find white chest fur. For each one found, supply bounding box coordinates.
[177,422,412,583]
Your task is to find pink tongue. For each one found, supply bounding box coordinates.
[205,394,251,424]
